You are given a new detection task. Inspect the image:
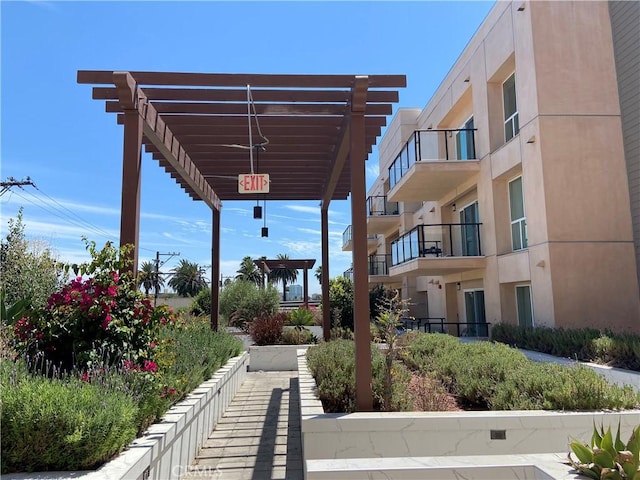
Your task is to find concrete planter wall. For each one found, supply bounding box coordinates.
[297,349,640,479]
[249,344,313,371]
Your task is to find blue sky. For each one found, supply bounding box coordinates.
[1,0,494,294]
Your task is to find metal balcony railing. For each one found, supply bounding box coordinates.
[390,223,483,266]
[400,317,490,337]
[367,195,399,216]
[343,267,354,282]
[342,225,352,249]
[388,128,477,189]
[369,254,391,276]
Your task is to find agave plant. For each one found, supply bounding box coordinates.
[288,307,315,331]
[568,424,640,479]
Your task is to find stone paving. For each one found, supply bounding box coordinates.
[182,371,303,480]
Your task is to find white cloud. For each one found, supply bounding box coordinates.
[224,207,250,217]
[297,227,321,235]
[278,240,321,255]
[13,219,118,243]
[366,162,380,180]
[284,205,320,215]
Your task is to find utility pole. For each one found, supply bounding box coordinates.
[0,177,35,197]
[154,251,180,306]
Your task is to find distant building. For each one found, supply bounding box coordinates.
[288,284,303,301]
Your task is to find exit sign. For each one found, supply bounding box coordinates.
[238,174,270,194]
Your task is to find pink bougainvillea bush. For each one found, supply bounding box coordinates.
[12,240,176,372]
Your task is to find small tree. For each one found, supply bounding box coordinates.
[0,208,65,309]
[219,280,279,331]
[328,276,354,330]
[373,289,410,411]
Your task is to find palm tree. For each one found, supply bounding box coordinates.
[314,264,322,284]
[168,259,208,297]
[268,253,298,301]
[138,260,165,297]
[235,256,262,286]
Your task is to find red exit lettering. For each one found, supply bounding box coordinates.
[238,174,270,194]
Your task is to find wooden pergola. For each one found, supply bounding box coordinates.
[77,70,405,411]
[254,258,315,306]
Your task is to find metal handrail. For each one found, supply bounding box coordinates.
[368,254,391,275]
[400,318,491,337]
[390,223,483,266]
[367,195,399,216]
[388,128,478,188]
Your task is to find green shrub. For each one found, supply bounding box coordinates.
[156,317,242,399]
[281,328,317,345]
[491,323,640,372]
[190,287,211,316]
[306,340,411,413]
[403,333,640,411]
[219,280,279,331]
[1,359,138,474]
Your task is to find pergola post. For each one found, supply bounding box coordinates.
[303,265,309,308]
[211,207,221,331]
[119,110,143,274]
[350,77,372,411]
[321,206,331,341]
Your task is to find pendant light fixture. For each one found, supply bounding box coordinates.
[261,198,268,237]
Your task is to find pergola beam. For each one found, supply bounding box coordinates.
[93,86,399,103]
[106,101,392,116]
[116,114,389,129]
[79,70,407,88]
[112,72,222,211]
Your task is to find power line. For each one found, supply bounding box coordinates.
[154,251,180,306]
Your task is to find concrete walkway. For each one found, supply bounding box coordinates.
[182,372,303,480]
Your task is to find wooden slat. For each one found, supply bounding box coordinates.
[107,101,392,116]
[79,70,407,88]
[93,87,399,103]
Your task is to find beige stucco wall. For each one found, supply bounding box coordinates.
[373,0,640,333]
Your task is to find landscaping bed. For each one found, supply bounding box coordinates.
[306,333,640,413]
[1,241,243,474]
[491,323,640,371]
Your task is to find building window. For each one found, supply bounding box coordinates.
[503,73,519,142]
[455,116,476,160]
[464,289,487,337]
[516,285,534,327]
[509,176,527,251]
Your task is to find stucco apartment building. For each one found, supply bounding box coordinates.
[344,1,640,334]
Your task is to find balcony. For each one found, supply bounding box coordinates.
[342,224,378,252]
[387,129,480,202]
[389,223,486,276]
[367,195,400,234]
[344,255,399,287]
[342,225,352,251]
[368,254,393,286]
